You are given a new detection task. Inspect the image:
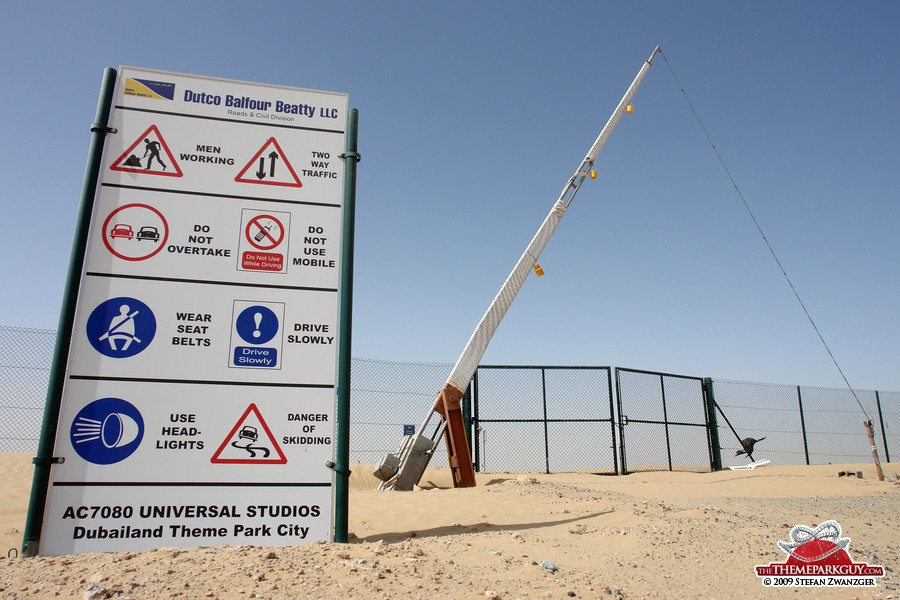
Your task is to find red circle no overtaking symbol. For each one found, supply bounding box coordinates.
[102,203,169,261]
[245,215,284,251]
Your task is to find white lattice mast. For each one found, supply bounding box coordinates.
[447,45,660,394]
[375,46,661,491]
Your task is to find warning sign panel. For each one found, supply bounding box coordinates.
[110,125,183,177]
[38,66,348,556]
[210,403,287,464]
[235,138,302,187]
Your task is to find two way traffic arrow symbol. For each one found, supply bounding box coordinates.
[256,151,279,180]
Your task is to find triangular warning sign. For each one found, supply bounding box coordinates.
[110,124,183,177]
[210,403,287,464]
[235,137,302,188]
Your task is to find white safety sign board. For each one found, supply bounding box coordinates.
[40,67,348,555]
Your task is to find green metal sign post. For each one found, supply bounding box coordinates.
[22,68,119,556]
[332,109,359,543]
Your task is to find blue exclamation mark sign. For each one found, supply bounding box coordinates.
[233,305,279,368]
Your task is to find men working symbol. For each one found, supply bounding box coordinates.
[98,305,142,351]
[142,138,167,171]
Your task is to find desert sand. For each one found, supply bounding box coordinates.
[0,453,898,599]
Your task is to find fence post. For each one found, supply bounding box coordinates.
[541,368,550,474]
[607,367,619,476]
[472,369,480,472]
[462,383,473,464]
[615,369,628,475]
[797,386,810,465]
[22,68,118,557]
[660,374,673,471]
[703,378,723,471]
[875,391,890,463]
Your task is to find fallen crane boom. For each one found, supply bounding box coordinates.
[375,45,661,491]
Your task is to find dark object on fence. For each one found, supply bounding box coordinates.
[735,437,766,457]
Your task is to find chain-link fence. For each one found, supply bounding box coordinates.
[609,370,897,473]
[0,326,56,451]
[347,357,451,467]
[473,366,616,474]
[2,325,897,475]
[877,391,899,463]
[615,368,713,473]
[709,379,896,467]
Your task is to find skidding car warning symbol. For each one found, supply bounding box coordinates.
[210,403,287,464]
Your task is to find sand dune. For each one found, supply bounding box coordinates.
[1,453,898,599]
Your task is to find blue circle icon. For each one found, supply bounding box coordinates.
[86,297,156,358]
[235,305,278,344]
[70,398,144,465]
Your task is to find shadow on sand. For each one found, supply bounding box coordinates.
[352,508,615,544]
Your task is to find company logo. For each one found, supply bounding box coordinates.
[123,78,175,100]
[756,520,884,588]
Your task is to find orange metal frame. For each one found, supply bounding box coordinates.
[433,383,477,488]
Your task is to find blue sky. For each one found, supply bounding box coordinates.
[1,1,898,390]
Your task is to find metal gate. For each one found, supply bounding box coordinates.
[615,368,715,473]
[472,366,617,474]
